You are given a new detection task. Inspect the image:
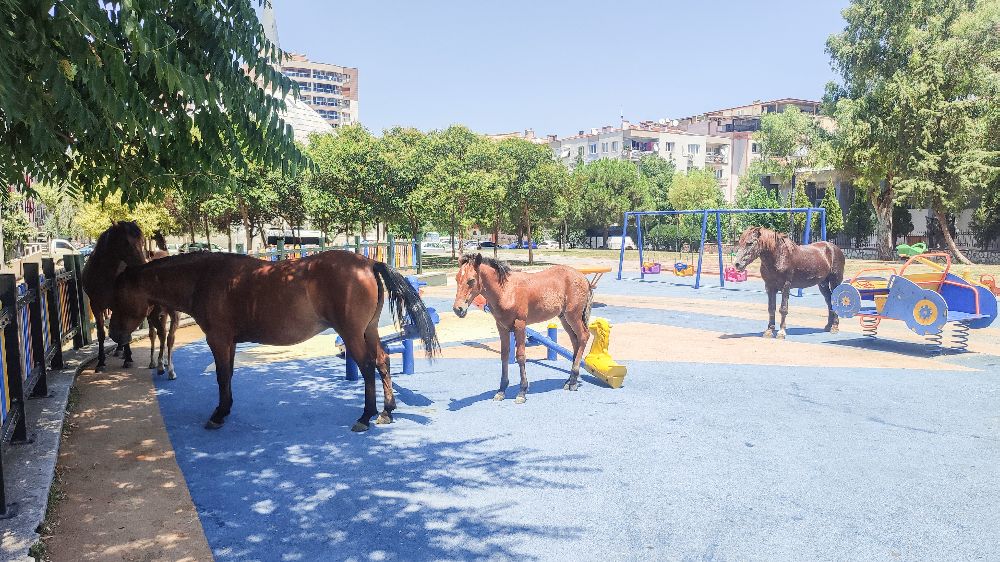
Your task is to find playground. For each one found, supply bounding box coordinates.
[40,261,1000,561]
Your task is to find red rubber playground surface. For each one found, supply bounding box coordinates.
[47,276,1000,560]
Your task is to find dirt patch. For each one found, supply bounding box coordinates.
[44,326,212,562]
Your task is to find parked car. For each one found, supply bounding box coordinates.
[606,235,637,250]
[165,243,182,255]
[179,242,222,253]
[48,238,78,259]
[477,241,497,249]
[420,241,448,255]
[538,240,560,249]
[500,241,538,249]
[77,245,95,257]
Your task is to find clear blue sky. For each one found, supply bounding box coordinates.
[270,0,851,137]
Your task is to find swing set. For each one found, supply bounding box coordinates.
[616,208,828,290]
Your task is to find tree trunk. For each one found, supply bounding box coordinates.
[871,181,894,261]
[226,227,233,252]
[935,207,973,264]
[563,219,568,251]
[450,210,457,260]
[203,217,212,247]
[525,207,533,265]
[603,225,610,249]
[188,222,196,243]
[492,221,500,259]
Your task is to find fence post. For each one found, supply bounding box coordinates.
[387,233,396,267]
[354,236,361,255]
[41,258,64,370]
[71,255,91,346]
[22,263,48,398]
[63,255,84,349]
[276,238,285,261]
[1,273,28,444]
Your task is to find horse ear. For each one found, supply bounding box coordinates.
[474,253,482,267]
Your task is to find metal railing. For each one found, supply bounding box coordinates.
[246,237,420,271]
[1,255,87,518]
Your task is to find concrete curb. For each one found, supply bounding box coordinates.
[0,315,198,561]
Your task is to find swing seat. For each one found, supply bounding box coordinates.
[642,262,661,274]
[724,266,748,282]
[673,262,695,277]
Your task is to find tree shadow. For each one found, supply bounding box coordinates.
[827,337,968,357]
[158,342,593,561]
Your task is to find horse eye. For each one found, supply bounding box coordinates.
[467,279,475,287]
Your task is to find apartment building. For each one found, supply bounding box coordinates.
[548,121,736,200]
[281,54,359,127]
[262,2,359,128]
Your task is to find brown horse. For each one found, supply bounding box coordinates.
[108,251,439,432]
[145,231,180,379]
[81,221,147,371]
[733,226,845,339]
[452,254,593,403]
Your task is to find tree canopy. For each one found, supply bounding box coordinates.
[0,0,304,205]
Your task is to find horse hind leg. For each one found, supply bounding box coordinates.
[513,320,529,404]
[367,324,396,426]
[165,311,178,380]
[559,313,588,391]
[147,319,157,370]
[777,283,791,340]
[818,280,839,333]
[342,331,379,432]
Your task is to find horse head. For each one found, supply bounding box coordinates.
[453,253,484,318]
[734,226,765,271]
[108,266,153,344]
[96,221,148,268]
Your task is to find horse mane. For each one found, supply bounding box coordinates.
[91,221,144,264]
[460,253,512,285]
[758,227,798,263]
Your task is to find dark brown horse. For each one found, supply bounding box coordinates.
[81,221,147,371]
[145,231,180,379]
[733,226,845,338]
[108,251,439,432]
[452,254,593,403]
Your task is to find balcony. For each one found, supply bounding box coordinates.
[705,153,729,165]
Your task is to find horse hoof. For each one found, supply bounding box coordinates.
[762,330,774,338]
[204,419,224,430]
[563,382,579,391]
[515,396,526,404]
[122,360,133,369]
[167,371,177,381]
[493,392,505,401]
[148,363,156,370]
[94,364,106,373]
[375,413,393,425]
[351,421,370,432]
[777,331,786,340]
[829,325,840,334]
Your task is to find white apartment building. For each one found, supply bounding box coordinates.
[548,121,736,201]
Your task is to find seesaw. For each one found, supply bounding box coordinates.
[337,276,441,379]
[832,253,997,353]
[506,319,628,389]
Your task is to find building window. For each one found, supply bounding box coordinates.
[312,96,340,107]
[751,142,759,153]
[313,83,340,94]
[284,67,311,78]
[714,169,724,180]
[687,144,700,155]
[316,109,340,120]
[578,146,585,157]
[295,81,311,92]
[665,142,675,153]
[611,141,619,152]
[601,142,608,153]
[589,143,598,155]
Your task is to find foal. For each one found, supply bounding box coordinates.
[146,232,180,379]
[452,254,593,403]
[733,226,845,339]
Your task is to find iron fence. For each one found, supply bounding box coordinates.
[1,256,86,518]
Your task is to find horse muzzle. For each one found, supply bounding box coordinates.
[453,306,468,318]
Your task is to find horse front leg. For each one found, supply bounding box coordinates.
[94,309,107,372]
[513,320,529,404]
[560,314,588,391]
[147,315,158,370]
[165,311,178,380]
[764,289,777,338]
[122,342,134,368]
[494,321,510,401]
[205,335,236,429]
[778,283,791,340]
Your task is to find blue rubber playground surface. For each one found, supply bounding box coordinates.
[156,278,1000,561]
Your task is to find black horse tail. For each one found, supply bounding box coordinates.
[373,262,440,358]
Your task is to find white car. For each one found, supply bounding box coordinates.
[420,241,448,255]
[607,235,637,250]
[538,240,560,249]
[48,239,78,258]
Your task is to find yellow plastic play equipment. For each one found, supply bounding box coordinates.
[582,317,627,388]
[574,265,613,288]
[673,262,695,277]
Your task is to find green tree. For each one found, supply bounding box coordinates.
[817,186,845,238]
[844,189,876,248]
[306,128,381,241]
[637,155,676,210]
[1,192,33,259]
[495,139,567,264]
[892,203,914,244]
[669,168,724,211]
[732,161,789,232]
[0,0,304,205]
[571,158,651,247]
[78,191,174,239]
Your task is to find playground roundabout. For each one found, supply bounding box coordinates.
[45,271,1000,561]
